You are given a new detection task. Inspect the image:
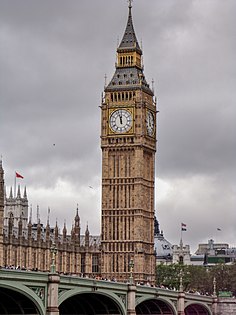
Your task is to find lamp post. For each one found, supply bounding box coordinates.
[213,277,217,296]
[50,242,57,273]
[179,269,183,292]
[129,258,134,284]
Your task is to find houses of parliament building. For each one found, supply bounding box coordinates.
[0,3,157,284]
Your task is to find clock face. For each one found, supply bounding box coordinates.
[110,109,132,133]
[146,110,155,136]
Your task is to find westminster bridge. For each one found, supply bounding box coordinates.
[0,268,234,315]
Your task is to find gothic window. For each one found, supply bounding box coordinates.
[92,254,99,273]
[59,252,63,272]
[81,254,85,274]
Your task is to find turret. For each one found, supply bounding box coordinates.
[5,183,29,229]
[63,222,67,244]
[71,225,75,242]
[154,216,160,236]
[105,1,153,97]
[74,205,80,246]
[54,220,59,242]
[36,206,42,243]
[46,208,50,243]
[27,205,32,240]
[23,186,27,199]
[16,185,21,199]
[9,186,13,199]
[85,224,90,249]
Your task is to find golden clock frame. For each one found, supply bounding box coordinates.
[108,107,135,135]
[145,108,156,138]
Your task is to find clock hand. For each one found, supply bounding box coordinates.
[119,113,123,125]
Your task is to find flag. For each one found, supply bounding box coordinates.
[15,172,24,179]
[181,223,187,231]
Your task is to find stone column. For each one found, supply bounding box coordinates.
[212,297,218,315]
[46,273,60,315]
[127,284,137,315]
[177,291,185,315]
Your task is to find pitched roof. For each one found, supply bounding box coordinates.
[118,3,141,52]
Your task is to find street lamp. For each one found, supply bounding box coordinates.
[50,242,57,273]
[129,258,134,284]
[179,269,183,292]
[213,277,217,296]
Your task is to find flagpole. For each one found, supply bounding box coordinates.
[14,171,16,198]
[180,223,183,242]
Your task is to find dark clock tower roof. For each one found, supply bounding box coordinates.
[118,2,141,52]
[105,3,153,96]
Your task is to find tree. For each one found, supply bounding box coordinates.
[156,263,236,295]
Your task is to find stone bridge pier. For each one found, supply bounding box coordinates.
[46,273,60,315]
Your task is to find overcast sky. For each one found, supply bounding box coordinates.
[1,0,235,253]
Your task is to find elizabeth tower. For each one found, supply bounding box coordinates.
[101,3,157,283]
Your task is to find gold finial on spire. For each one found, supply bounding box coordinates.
[128,0,133,9]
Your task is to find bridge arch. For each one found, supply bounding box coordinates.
[0,283,44,315]
[136,297,177,315]
[185,302,212,315]
[59,290,126,315]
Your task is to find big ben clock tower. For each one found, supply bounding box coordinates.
[101,2,157,283]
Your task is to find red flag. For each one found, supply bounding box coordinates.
[16,172,24,179]
[181,223,187,231]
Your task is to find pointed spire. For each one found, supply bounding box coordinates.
[63,221,67,236]
[28,214,32,237]
[9,186,13,198]
[28,204,32,224]
[47,207,50,225]
[4,185,6,197]
[0,156,3,175]
[75,204,80,225]
[85,222,89,234]
[46,210,50,241]
[37,205,40,223]
[37,218,42,241]
[23,186,27,199]
[118,1,141,51]
[105,2,153,96]
[154,216,160,236]
[54,219,59,240]
[85,223,90,248]
[17,185,21,198]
